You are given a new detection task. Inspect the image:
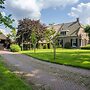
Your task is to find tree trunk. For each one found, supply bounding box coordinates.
[33,44,36,53]
[53,44,56,61]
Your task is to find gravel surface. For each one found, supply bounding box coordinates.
[0,51,90,90]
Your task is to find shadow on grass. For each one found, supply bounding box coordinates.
[23,51,90,70]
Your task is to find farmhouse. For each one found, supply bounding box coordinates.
[48,18,89,48]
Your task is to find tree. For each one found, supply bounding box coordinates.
[45,27,55,49]
[84,25,90,43]
[0,0,14,28]
[45,27,59,61]
[30,29,37,53]
[45,27,55,42]
[7,29,17,42]
[52,33,60,61]
[16,18,46,50]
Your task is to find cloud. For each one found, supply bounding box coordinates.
[6,0,41,19]
[6,0,79,20]
[68,3,90,24]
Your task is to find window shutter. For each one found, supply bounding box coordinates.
[76,39,78,46]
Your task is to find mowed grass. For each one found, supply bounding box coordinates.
[21,49,90,69]
[0,56,32,90]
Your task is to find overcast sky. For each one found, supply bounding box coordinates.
[0,0,90,34]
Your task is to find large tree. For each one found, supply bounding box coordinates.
[16,18,46,49]
[0,0,14,28]
[84,25,90,43]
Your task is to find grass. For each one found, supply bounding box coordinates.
[0,56,32,90]
[21,48,90,69]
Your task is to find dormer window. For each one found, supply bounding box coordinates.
[60,29,69,36]
[60,31,66,35]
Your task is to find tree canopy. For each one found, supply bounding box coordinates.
[84,25,90,37]
[0,0,14,28]
[16,18,46,45]
[84,25,90,43]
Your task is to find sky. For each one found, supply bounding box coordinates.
[0,0,90,34]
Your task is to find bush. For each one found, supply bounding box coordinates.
[81,44,90,50]
[43,44,47,49]
[64,42,71,49]
[10,44,21,52]
[39,44,43,49]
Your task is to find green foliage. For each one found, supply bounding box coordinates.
[84,25,90,37]
[39,44,43,49]
[45,28,55,42]
[0,31,2,34]
[30,29,37,50]
[43,44,47,49]
[81,44,90,50]
[64,42,71,49]
[0,0,14,29]
[7,29,17,42]
[49,43,53,49]
[10,44,21,52]
[31,31,37,44]
[0,0,5,9]
[16,19,46,46]
[0,56,32,90]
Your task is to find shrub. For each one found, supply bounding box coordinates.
[43,44,47,49]
[64,42,71,49]
[39,44,43,49]
[81,44,90,50]
[10,44,21,52]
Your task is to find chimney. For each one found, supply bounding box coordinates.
[76,18,79,22]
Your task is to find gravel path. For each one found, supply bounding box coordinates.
[0,51,90,90]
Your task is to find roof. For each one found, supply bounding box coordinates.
[47,24,62,33]
[60,21,81,36]
[0,33,6,40]
[47,18,83,37]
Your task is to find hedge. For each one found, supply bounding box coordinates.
[81,44,90,50]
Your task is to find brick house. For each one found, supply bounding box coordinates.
[48,18,89,48]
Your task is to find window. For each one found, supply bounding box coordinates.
[71,39,77,47]
[60,31,66,35]
[58,39,63,47]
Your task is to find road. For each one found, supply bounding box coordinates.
[0,51,90,90]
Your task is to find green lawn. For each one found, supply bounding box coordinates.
[21,49,90,69]
[0,56,32,90]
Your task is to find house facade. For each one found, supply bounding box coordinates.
[48,18,89,48]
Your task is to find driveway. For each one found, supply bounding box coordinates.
[0,50,90,90]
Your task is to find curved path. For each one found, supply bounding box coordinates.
[0,51,90,90]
